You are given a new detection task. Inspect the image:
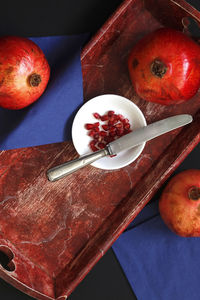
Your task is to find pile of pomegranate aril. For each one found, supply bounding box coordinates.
[85,110,132,153]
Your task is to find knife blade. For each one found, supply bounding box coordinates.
[107,114,193,155]
[47,114,192,182]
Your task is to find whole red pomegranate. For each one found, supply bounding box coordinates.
[159,169,200,237]
[0,36,50,110]
[128,28,200,105]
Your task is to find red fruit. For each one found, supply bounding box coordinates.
[113,114,119,120]
[93,126,100,133]
[115,123,123,129]
[89,140,98,152]
[110,119,118,126]
[93,133,99,140]
[108,110,115,117]
[122,118,130,124]
[104,136,111,143]
[108,120,114,126]
[0,36,50,110]
[101,115,109,121]
[99,131,107,137]
[116,128,124,136]
[118,114,124,121]
[85,123,94,130]
[102,124,109,131]
[88,130,95,137]
[109,126,116,132]
[159,170,200,237]
[98,142,105,149]
[104,136,114,143]
[128,28,200,105]
[124,123,130,130]
[109,131,117,137]
[93,112,101,119]
[87,111,132,150]
[123,129,132,135]
[108,118,119,126]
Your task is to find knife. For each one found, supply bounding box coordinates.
[47,114,192,182]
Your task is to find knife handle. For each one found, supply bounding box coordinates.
[47,148,109,182]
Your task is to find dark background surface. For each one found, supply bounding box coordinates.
[0,1,200,300]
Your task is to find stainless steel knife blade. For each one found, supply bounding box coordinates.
[107,114,193,155]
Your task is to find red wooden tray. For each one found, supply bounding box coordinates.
[0,0,200,299]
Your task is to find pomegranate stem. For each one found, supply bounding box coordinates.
[150,59,167,78]
[188,186,200,200]
[28,73,41,87]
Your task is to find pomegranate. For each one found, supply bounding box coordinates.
[0,36,50,110]
[85,110,132,152]
[159,169,200,237]
[128,28,200,105]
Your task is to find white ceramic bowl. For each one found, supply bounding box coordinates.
[72,94,146,170]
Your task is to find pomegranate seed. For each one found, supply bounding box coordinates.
[93,133,99,140]
[118,114,125,121]
[109,118,119,126]
[124,129,132,135]
[124,123,130,130]
[108,120,115,126]
[90,140,96,147]
[94,134,104,143]
[89,141,98,152]
[109,126,116,132]
[116,129,124,136]
[93,112,101,119]
[102,124,109,131]
[93,126,100,133]
[98,142,106,149]
[90,140,96,146]
[105,136,115,143]
[85,123,94,130]
[108,137,115,142]
[113,114,119,120]
[115,122,123,128]
[109,131,117,137]
[101,115,109,121]
[99,131,107,137]
[123,118,129,124]
[87,111,132,152]
[88,130,96,137]
[108,110,115,117]
[104,136,110,143]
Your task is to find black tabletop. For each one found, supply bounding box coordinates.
[0,1,200,300]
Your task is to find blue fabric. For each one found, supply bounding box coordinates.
[112,201,200,300]
[0,34,88,150]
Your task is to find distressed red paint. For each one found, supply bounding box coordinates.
[0,0,200,299]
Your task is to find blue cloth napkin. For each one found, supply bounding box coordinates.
[112,201,200,300]
[0,34,88,150]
